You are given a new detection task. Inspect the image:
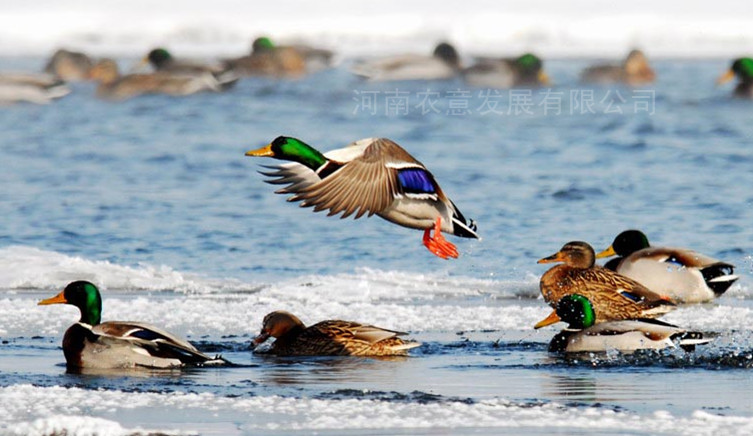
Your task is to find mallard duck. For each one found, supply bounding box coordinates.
[223,37,307,78]
[43,48,94,81]
[350,42,460,81]
[717,58,753,98]
[595,230,738,303]
[0,72,70,104]
[38,281,226,369]
[463,53,549,88]
[142,48,237,89]
[537,241,675,325]
[580,49,655,86]
[246,136,479,259]
[536,294,712,353]
[89,58,222,100]
[253,310,420,356]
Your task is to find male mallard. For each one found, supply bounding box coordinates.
[39,281,226,369]
[142,48,237,89]
[596,230,738,303]
[537,241,675,325]
[253,310,420,356]
[43,48,94,82]
[0,73,70,104]
[89,59,222,100]
[223,37,307,78]
[580,49,655,86]
[350,42,461,82]
[246,136,479,259]
[463,53,549,88]
[536,294,712,353]
[717,58,753,98]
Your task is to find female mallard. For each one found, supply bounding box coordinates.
[39,281,226,369]
[142,48,237,89]
[89,59,222,100]
[536,294,711,353]
[246,136,479,259]
[253,311,420,356]
[0,72,70,104]
[350,42,461,82]
[463,53,549,88]
[717,58,753,98]
[537,241,675,325]
[580,49,655,86]
[43,48,94,82]
[596,230,738,303]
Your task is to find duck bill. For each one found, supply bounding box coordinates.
[537,251,565,264]
[538,71,551,86]
[252,332,271,346]
[716,69,735,86]
[595,245,617,259]
[38,290,68,306]
[245,144,274,157]
[534,310,561,329]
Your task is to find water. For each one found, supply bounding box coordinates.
[2,56,753,435]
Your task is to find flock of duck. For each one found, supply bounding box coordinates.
[37,132,739,369]
[2,40,753,104]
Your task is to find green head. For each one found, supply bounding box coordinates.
[147,48,173,68]
[610,229,650,257]
[515,53,542,72]
[38,280,103,325]
[433,42,460,68]
[253,37,276,53]
[556,294,596,329]
[245,136,328,171]
[732,58,753,80]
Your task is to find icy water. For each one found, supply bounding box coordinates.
[2,56,753,435]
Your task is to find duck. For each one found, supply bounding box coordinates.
[89,58,222,100]
[43,48,94,81]
[536,241,675,326]
[142,48,238,89]
[0,72,70,104]
[38,281,226,369]
[223,37,307,78]
[350,42,461,81]
[245,136,479,259]
[595,230,738,303]
[536,294,712,353]
[580,49,655,86]
[717,58,753,98]
[463,53,549,88]
[253,310,421,356]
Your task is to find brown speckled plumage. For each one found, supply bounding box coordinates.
[254,311,420,356]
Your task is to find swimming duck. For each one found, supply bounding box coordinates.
[142,48,238,89]
[350,42,460,81]
[43,48,94,81]
[253,310,421,356]
[463,53,549,88]
[717,58,753,98]
[580,49,655,86]
[89,58,222,100]
[595,230,738,303]
[246,136,479,259]
[536,294,712,353]
[223,37,307,78]
[0,72,70,104]
[537,241,675,325]
[38,281,226,369]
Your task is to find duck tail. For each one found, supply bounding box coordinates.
[389,341,422,352]
[675,331,715,352]
[448,199,480,240]
[701,263,738,296]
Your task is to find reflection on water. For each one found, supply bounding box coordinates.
[254,354,410,386]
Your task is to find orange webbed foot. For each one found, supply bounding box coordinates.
[422,217,459,259]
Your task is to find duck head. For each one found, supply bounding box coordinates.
[245,136,328,170]
[433,42,460,69]
[596,229,650,259]
[146,48,173,69]
[514,53,549,85]
[38,280,103,326]
[534,294,597,329]
[253,310,306,345]
[718,57,753,85]
[538,241,595,268]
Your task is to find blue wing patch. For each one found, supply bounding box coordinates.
[620,291,643,302]
[397,168,436,194]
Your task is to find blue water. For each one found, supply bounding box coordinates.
[2,57,753,435]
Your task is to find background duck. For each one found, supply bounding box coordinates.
[223,37,308,78]
[89,58,223,100]
[253,310,420,356]
[0,72,70,104]
[142,47,238,89]
[580,49,655,86]
[350,42,460,82]
[38,281,226,369]
[43,48,94,82]
[537,241,675,324]
[246,136,479,259]
[717,58,753,98]
[596,229,738,304]
[463,53,549,88]
[537,294,712,353]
